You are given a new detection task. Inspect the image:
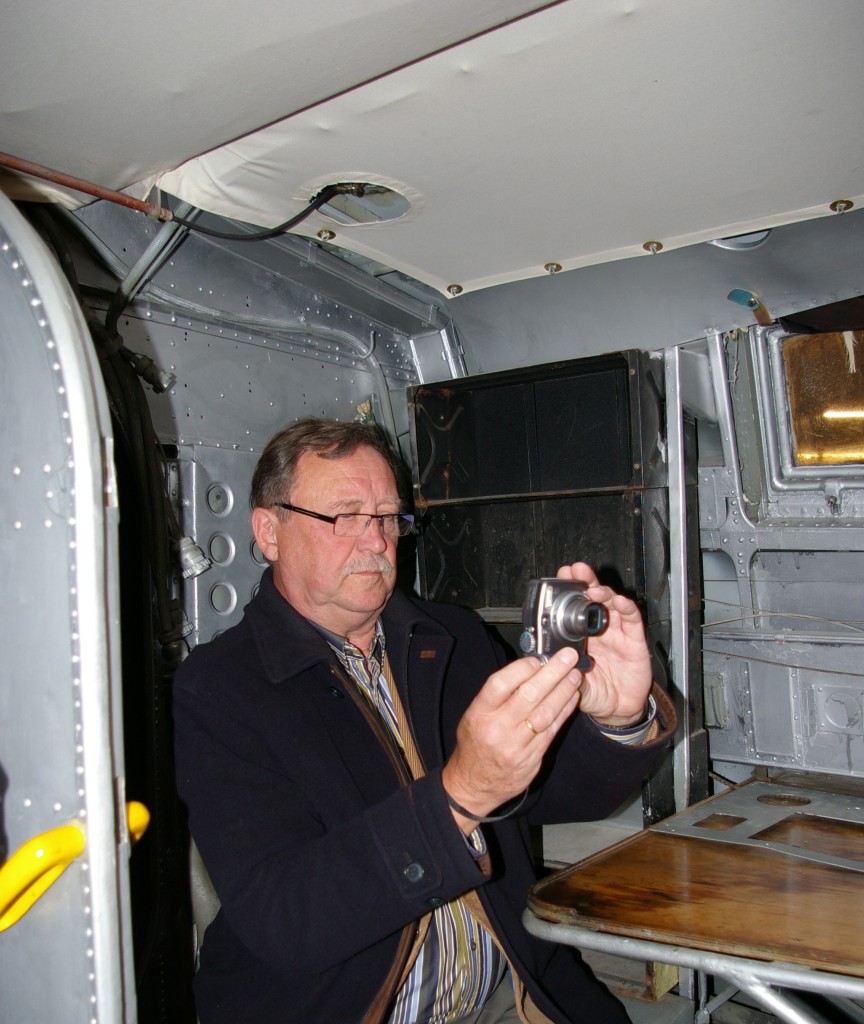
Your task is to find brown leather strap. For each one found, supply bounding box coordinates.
[648,680,678,742]
[362,922,420,1024]
[382,653,426,780]
[332,657,420,1024]
[457,889,555,1024]
[366,654,432,1018]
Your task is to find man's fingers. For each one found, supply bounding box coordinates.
[474,647,581,712]
[556,561,599,586]
[447,649,587,819]
[506,649,584,736]
[517,676,583,739]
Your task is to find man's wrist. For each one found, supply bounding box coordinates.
[590,695,658,746]
[444,787,529,823]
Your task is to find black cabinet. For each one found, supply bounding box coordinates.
[408,350,687,823]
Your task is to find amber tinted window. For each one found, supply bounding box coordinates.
[781,331,864,466]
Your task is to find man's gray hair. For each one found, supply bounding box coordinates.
[250,418,408,509]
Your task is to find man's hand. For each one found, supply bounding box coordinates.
[442,647,585,833]
[442,562,652,834]
[555,562,652,728]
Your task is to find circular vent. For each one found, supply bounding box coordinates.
[316,183,411,226]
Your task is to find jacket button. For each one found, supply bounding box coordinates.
[426,897,444,908]
[403,862,424,883]
[329,686,345,698]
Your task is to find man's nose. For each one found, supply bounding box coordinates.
[357,516,388,549]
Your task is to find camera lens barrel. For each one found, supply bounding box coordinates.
[521,577,608,669]
[552,592,609,639]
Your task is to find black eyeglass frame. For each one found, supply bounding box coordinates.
[273,502,415,537]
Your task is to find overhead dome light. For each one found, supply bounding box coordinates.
[316,182,411,226]
[709,229,772,251]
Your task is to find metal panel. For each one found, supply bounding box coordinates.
[174,446,265,647]
[452,209,864,371]
[69,200,455,460]
[699,327,864,779]
[704,636,864,776]
[0,195,134,1020]
[114,306,390,450]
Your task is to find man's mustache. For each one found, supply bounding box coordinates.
[342,555,394,577]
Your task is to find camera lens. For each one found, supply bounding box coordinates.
[553,592,609,639]
[583,604,608,636]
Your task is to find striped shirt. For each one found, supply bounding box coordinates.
[319,623,505,1024]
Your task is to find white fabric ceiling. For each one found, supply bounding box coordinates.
[3,0,863,296]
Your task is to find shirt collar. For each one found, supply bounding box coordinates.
[309,619,385,665]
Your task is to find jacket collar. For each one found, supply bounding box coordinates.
[247,567,451,686]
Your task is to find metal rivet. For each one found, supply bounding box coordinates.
[544,262,562,274]
[447,284,463,296]
[830,199,854,214]
[643,241,664,254]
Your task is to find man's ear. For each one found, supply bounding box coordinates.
[251,506,280,563]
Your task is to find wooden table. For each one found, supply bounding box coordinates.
[525,779,864,1024]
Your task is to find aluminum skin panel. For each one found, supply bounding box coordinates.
[0,195,135,1021]
[698,329,864,780]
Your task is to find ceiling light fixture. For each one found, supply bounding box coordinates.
[709,229,772,251]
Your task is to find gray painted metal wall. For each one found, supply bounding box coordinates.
[70,201,464,644]
[692,328,864,780]
[450,209,864,372]
[0,194,136,1022]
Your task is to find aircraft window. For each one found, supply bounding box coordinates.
[781,330,864,466]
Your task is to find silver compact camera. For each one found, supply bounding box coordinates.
[519,578,608,671]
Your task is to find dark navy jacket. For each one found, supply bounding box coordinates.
[173,568,672,1023]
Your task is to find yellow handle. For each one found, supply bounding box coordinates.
[0,801,150,932]
[126,800,150,844]
[0,823,85,932]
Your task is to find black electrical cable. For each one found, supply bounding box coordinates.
[169,183,344,241]
[23,202,87,303]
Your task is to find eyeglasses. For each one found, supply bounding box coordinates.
[273,503,415,537]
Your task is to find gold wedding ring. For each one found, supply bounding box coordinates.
[525,718,538,735]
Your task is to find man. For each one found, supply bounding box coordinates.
[173,418,676,1024]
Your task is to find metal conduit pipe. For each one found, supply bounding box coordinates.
[105,202,196,337]
[0,150,174,220]
[522,914,864,1009]
[727,976,838,1024]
